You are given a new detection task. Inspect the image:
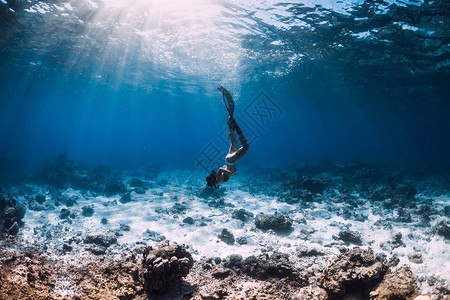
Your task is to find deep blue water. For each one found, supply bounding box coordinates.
[0,0,449,175]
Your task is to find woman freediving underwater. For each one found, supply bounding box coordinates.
[206,86,249,188]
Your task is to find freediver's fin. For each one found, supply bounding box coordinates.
[218,86,234,117]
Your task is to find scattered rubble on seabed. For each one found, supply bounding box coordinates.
[0,162,449,299]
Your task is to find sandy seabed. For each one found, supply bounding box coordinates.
[0,162,449,299]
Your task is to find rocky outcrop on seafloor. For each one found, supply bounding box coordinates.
[241,252,300,280]
[141,240,193,292]
[119,192,133,204]
[255,212,293,231]
[84,232,118,255]
[368,184,417,208]
[129,177,152,190]
[218,229,235,245]
[0,194,26,236]
[231,208,254,222]
[0,251,56,299]
[319,247,388,297]
[294,247,428,300]
[434,220,450,240]
[218,251,306,283]
[0,239,443,300]
[278,181,317,204]
[0,247,146,299]
[2,162,448,299]
[283,189,315,204]
[297,177,327,194]
[197,186,225,200]
[170,202,188,214]
[35,154,129,196]
[81,205,94,217]
[27,193,53,211]
[333,228,363,244]
[0,239,196,299]
[369,265,419,300]
[142,229,166,242]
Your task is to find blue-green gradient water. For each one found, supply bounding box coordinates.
[0,0,449,173]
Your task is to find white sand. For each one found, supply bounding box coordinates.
[15,169,450,293]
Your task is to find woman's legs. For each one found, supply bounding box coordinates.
[234,123,248,148]
[228,126,238,154]
[226,120,249,164]
[218,87,249,164]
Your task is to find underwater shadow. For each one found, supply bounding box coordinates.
[146,280,195,300]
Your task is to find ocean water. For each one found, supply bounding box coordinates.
[0,0,449,299]
[1,0,449,172]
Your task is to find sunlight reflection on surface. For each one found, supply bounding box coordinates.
[4,0,434,95]
[79,0,243,93]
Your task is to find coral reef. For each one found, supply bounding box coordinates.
[0,162,448,299]
[0,242,443,300]
[35,154,131,196]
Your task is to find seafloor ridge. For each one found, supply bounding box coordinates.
[0,157,449,299]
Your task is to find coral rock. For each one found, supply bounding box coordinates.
[218,229,235,245]
[81,205,94,217]
[84,232,118,248]
[241,252,297,280]
[408,252,423,264]
[369,265,418,300]
[255,212,293,230]
[298,178,327,194]
[141,241,193,292]
[35,194,46,204]
[319,247,387,296]
[368,185,417,205]
[0,196,26,236]
[435,220,450,240]
[333,228,363,244]
[231,208,254,222]
[119,192,132,204]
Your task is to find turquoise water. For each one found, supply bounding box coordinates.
[0,0,449,173]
